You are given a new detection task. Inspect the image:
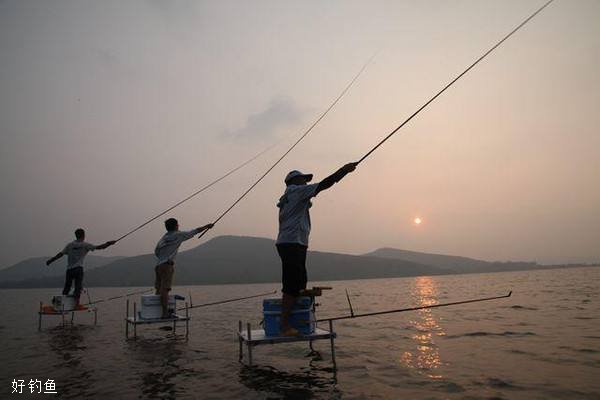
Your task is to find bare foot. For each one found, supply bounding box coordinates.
[281,327,300,337]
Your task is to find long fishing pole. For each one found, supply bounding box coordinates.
[84,288,154,306]
[198,53,376,238]
[114,53,374,243]
[177,290,276,311]
[357,0,554,164]
[114,144,277,243]
[317,291,512,322]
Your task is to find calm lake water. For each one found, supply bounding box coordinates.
[1,267,598,399]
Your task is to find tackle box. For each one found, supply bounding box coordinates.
[263,297,315,336]
[140,294,176,319]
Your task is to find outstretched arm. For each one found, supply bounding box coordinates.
[180,223,215,241]
[46,252,64,266]
[198,223,214,233]
[95,240,117,250]
[316,162,358,195]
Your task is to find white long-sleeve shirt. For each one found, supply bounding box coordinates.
[276,183,319,246]
[154,228,202,266]
[62,240,98,269]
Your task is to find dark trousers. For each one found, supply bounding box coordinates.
[276,243,308,296]
[63,267,84,299]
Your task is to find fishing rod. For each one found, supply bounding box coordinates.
[177,290,277,311]
[114,144,277,243]
[115,53,374,243]
[197,53,376,238]
[357,0,554,165]
[85,288,154,306]
[317,291,512,322]
[345,288,355,317]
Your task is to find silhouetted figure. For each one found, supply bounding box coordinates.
[46,228,116,306]
[276,162,357,336]
[154,218,213,318]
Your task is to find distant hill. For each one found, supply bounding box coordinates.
[1,236,589,289]
[0,255,124,283]
[0,236,441,288]
[364,248,538,273]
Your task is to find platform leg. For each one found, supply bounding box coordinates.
[238,321,243,362]
[329,320,337,371]
[125,299,129,339]
[94,308,97,326]
[133,302,137,340]
[61,304,65,327]
[71,311,75,325]
[247,323,253,366]
[38,302,42,331]
[185,302,189,341]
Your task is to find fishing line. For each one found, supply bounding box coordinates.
[114,144,277,243]
[84,288,154,306]
[177,290,277,311]
[317,291,512,322]
[198,53,377,239]
[357,0,554,164]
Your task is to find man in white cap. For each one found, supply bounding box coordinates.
[276,162,357,336]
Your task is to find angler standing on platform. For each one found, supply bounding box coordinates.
[46,228,116,307]
[276,162,357,336]
[154,218,213,318]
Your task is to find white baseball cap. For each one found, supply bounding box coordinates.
[284,170,313,183]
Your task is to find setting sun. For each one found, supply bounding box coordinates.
[414,217,422,225]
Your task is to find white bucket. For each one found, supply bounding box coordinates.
[52,295,77,311]
[140,295,176,319]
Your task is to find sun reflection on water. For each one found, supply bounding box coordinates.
[399,276,446,378]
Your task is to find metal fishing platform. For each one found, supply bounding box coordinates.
[38,301,97,331]
[237,287,513,370]
[124,298,190,340]
[237,286,338,369]
[237,320,337,369]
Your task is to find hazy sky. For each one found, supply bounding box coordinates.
[1,0,599,267]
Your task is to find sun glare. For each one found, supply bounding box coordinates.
[414,217,422,225]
